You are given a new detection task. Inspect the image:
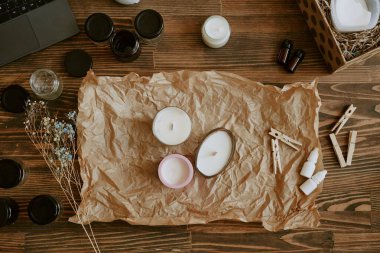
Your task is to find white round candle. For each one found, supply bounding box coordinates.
[158,154,194,189]
[201,15,231,48]
[152,107,192,146]
[196,129,234,177]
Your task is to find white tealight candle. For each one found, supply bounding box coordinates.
[201,15,231,48]
[152,107,192,146]
[196,128,235,177]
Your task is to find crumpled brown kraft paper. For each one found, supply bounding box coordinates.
[70,70,324,231]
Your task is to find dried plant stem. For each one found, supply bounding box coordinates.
[24,101,101,253]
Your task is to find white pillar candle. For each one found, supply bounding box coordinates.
[158,154,194,189]
[152,107,192,146]
[196,128,235,177]
[201,15,231,48]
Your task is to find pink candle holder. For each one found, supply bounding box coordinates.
[158,154,194,189]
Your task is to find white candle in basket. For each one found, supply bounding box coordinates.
[202,15,231,48]
[152,107,192,146]
[195,128,235,177]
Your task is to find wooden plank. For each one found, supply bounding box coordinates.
[0,233,25,253]
[332,232,380,252]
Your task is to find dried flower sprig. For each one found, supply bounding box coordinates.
[24,100,101,253]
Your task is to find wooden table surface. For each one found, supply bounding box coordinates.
[1,0,380,252]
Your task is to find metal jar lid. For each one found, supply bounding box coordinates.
[64,49,93,77]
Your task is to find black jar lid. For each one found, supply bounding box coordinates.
[0,198,18,227]
[0,198,11,227]
[0,159,24,189]
[85,13,114,43]
[1,85,29,113]
[28,195,61,225]
[64,49,93,78]
[134,9,164,39]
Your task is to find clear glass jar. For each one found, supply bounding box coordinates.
[134,9,164,44]
[30,69,62,100]
[28,195,62,225]
[0,158,28,189]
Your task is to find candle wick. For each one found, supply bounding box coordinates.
[170,123,174,131]
[212,151,218,156]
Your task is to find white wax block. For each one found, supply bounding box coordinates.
[153,107,192,145]
[300,161,315,178]
[300,178,317,196]
[161,158,190,185]
[336,0,372,27]
[311,170,327,184]
[196,130,233,177]
[308,148,319,164]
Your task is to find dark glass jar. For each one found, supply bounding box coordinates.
[277,39,293,65]
[28,195,62,225]
[85,13,115,46]
[0,197,19,227]
[134,9,164,44]
[286,49,305,73]
[110,30,141,62]
[0,158,28,189]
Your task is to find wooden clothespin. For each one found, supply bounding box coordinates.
[269,128,302,151]
[329,133,347,168]
[346,130,357,166]
[331,104,356,135]
[271,138,282,174]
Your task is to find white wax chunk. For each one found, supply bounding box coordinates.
[300,161,316,178]
[300,178,317,196]
[202,15,231,48]
[160,157,190,186]
[196,130,233,177]
[311,170,327,184]
[336,0,372,27]
[308,148,319,164]
[153,107,192,145]
[300,170,327,196]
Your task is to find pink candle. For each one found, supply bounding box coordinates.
[158,154,193,189]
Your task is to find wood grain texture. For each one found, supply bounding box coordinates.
[0,0,380,252]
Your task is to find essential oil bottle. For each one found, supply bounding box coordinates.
[286,49,305,73]
[277,39,293,65]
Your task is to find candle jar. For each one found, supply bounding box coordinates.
[0,197,19,227]
[134,9,164,44]
[158,154,194,189]
[0,158,28,189]
[0,85,29,113]
[28,195,62,225]
[30,69,62,100]
[110,30,141,62]
[152,107,192,146]
[201,15,231,48]
[85,13,115,46]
